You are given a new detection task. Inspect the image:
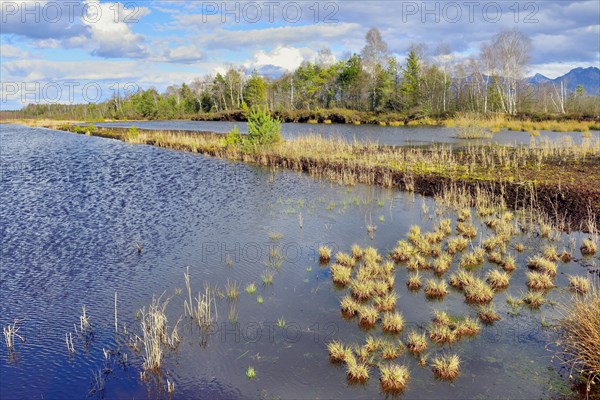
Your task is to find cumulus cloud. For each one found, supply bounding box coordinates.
[244,46,318,72]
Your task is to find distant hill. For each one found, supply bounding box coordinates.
[528,67,600,96]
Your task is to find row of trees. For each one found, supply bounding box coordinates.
[18,28,599,121]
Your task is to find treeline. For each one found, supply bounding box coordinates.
[14,28,600,122]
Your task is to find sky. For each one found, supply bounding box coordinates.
[1,0,599,109]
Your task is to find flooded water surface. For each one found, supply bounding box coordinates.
[0,124,590,399]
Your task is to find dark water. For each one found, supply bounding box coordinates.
[93,119,600,146]
[0,124,591,399]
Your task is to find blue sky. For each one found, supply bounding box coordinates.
[1,0,599,109]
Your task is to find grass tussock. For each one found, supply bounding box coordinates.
[447,236,469,255]
[340,295,361,317]
[526,271,555,291]
[345,354,370,383]
[568,275,590,294]
[351,244,363,260]
[406,272,422,290]
[556,280,600,392]
[391,241,414,263]
[331,264,352,286]
[523,290,545,309]
[406,331,428,355]
[431,354,461,381]
[581,238,598,256]
[429,324,457,345]
[328,340,352,363]
[374,291,398,312]
[449,270,475,290]
[464,279,495,304]
[379,364,410,393]
[459,248,485,269]
[319,246,332,263]
[382,312,405,334]
[477,304,501,323]
[358,305,379,328]
[424,279,449,299]
[527,256,557,277]
[455,317,480,337]
[485,269,510,290]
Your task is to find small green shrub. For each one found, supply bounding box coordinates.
[247,106,282,146]
[126,125,140,141]
[225,125,243,147]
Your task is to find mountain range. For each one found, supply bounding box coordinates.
[527,67,600,95]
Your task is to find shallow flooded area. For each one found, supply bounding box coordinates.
[0,124,595,399]
[93,120,600,147]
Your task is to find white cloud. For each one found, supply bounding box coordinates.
[0,44,32,59]
[160,45,203,64]
[245,46,318,72]
[81,0,151,58]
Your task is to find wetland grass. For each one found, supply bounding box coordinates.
[568,275,590,294]
[463,279,495,304]
[455,317,480,338]
[477,304,501,323]
[3,320,24,352]
[581,238,597,256]
[407,272,422,290]
[556,280,600,392]
[501,255,516,272]
[381,312,405,334]
[391,240,414,262]
[485,269,510,290]
[336,252,356,268]
[327,340,352,364]
[523,291,545,309]
[379,364,410,394]
[225,279,240,300]
[381,341,402,359]
[358,305,379,328]
[351,244,363,260]
[432,310,452,326]
[351,280,374,301]
[424,279,449,299]
[527,256,557,277]
[429,324,457,345]
[331,264,352,286]
[447,236,469,255]
[407,331,428,354]
[459,248,485,269]
[432,254,452,276]
[340,295,361,317]
[139,295,181,371]
[345,355,370,383]
[262,270,274,285]
[431,354,461,381]
[449,270,475,290]
[319,246,332,263]
[374,291,398,312]
[526,271,555,291]
[364,335,382,353]
[245,282,257,294]
[407,254,428,271]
